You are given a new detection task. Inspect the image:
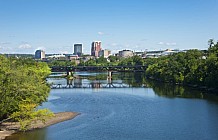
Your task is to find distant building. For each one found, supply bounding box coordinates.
[74,44,83,56]
[47,54,66,60]
[135,52,144,57]
[35,50,45,60]
[4,54,34,58]
[68,55,79,60]
[144,49,180,58]
[161,49,178,56]
[83,55,95,62]
[118,50,134,58]
[99,49,111,58]
[145,50,163,58]
[91,41,102,57]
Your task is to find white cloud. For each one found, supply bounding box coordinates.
[19,43,32,49]
[158,42,165,45]
[158,42,177,46]
[97,31,110,36]
[167,42,177,46]
[98,32,105,35]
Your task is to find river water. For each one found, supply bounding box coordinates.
[6,72,218,140]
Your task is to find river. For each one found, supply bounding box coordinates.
[6,72,218,140]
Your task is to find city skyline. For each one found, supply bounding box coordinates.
[0,0,218,54]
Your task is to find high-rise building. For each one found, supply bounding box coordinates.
[99,49,111,58]
[35,50,45,60]
[91,41,102,57]
[74,44,83,56]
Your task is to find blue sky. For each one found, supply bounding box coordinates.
[0,0,218,54]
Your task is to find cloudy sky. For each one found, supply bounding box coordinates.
[0,0,218,54]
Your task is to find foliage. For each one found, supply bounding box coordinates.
[118,55,144,66]
[79,57,109,66]
[145,41,218,88]
[119,72,147,87]
[0,56,51,123]
[48,60,76,67]
[85,59,97,66]
[96,56,107,64]
[10,100,54,131]
[108,55,118,62]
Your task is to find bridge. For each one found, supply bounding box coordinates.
[50,65,147,73]
[50,82,148,89]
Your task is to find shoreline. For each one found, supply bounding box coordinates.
[0,112,79,140]
[146,76,218,94]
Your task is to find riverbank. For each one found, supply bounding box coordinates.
[146,76,218,94]
[0,112,79,140]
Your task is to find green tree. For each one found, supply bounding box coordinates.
[85,59,97,66]
[10,100,54,131]
[132,55,144,66]
[108,55,120,63]
[96,56,108,65]
[208,39,214,49]
[0,56,51,123]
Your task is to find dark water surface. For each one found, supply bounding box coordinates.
[6,72,218,140]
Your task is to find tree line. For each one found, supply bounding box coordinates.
[0,56,53,130]
[145,40,218,89]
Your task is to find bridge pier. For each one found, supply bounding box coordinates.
[67,71,73,76]
[67,79,73,85]
[107,71,112,83]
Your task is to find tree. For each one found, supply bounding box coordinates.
[132,55,144,66]
[0,56,52,124]
[145,49,209,85]
[96,56,108,65]
[208,39,214,48]
[10,100,54,131]
[205,41,218,88]
[85,59,96,66]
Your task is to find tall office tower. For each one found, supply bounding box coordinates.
[74,44,83,56]
[91,41,102,57]
[35,50,45,60]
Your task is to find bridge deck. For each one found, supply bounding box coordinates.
[50,65,147,72]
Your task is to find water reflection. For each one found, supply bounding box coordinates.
[145,78,218,101]
[118,72,147,87]
[47,71,218,101]
[113,72,218,101]
[6,128,47,140]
